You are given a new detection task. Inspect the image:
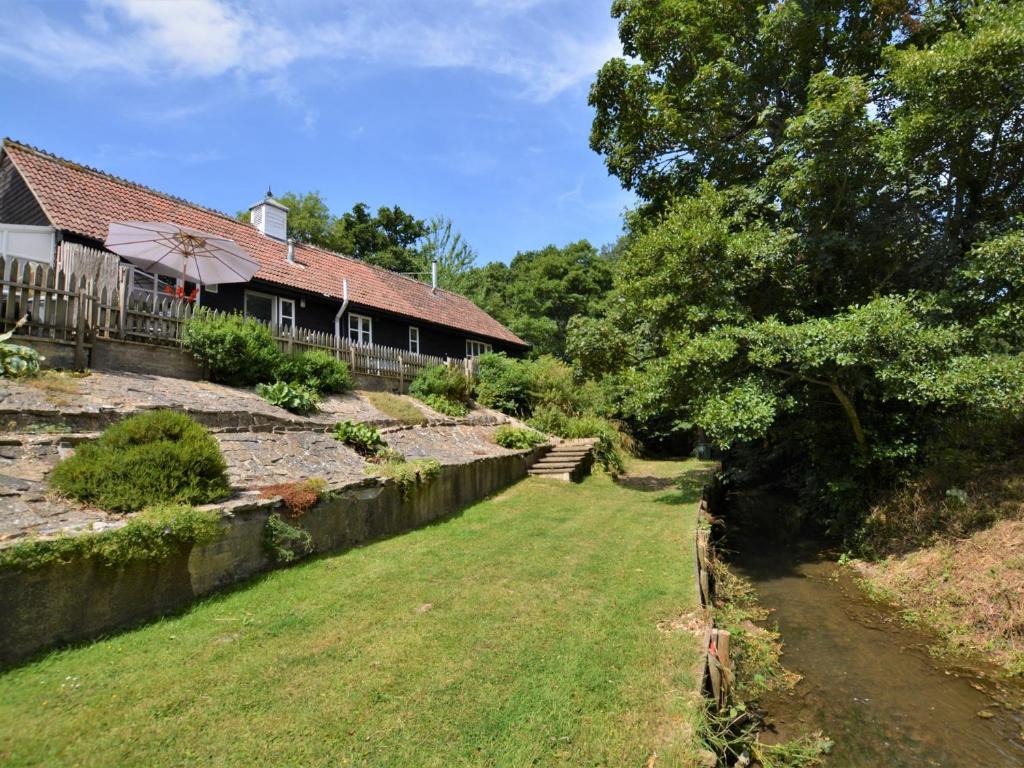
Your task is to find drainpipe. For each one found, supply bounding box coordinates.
[286,238,295,263]
[334,278,349,345]
[431,260,438,292]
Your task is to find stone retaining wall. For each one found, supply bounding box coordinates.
[0,449,543,668]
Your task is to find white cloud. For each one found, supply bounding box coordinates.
[0,0,620,103]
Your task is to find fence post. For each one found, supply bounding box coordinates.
[73,283,88,369]
[118,269,129,340]
[398,354,405,394]
[349,344,356,373]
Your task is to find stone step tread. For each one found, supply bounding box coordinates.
[544,451,591,458]
[533,463,582,470]
[528,469,573,476]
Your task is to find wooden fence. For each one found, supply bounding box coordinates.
[0,254,477,381]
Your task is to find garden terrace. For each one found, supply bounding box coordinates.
[0,370,521,543]
[0,459,715,766]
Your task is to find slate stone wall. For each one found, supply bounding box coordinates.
[0,449,543,668]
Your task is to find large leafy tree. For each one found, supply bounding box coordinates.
[577,0,1024,531]
[414,215,478,292]
[462,241,616,359]
[238,194,427,273]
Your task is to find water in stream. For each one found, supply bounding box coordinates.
[731,544,1024,767]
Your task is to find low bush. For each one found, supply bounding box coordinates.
[334,420,386,456]
[367,457,442,498]
[367,392,427,425]
[494,425,547,450]
[420,393,469,418]
[258,478,327,517]
[0,317,42,377]
[257,381,318,414]
[475,352,533,415]
[263,513,314,564]
[410,364,473,404]
[369,447,406,464]
[182,310,282,386]
[0,505,223,571]
[274,350,352,395]
[48,410,231,512]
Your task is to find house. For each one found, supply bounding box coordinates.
[0,139,528,360]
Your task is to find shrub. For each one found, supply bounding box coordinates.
[420,393,469,418]
[333,420,386,456]
[370,446,407,464]
[48,410,231,512]
[494,425,547,450]
[274,350,352,395]
[263,513,314,564]
[475,352,532,415]
[410,364,473,404]
[367,457,442,498]
[258,478,327,517]
[0,317,42,377]
[256,381,318,414]
[367,392,427,425]
[182,310,282,386]
[0,505,223,571]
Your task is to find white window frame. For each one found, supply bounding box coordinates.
[408,326,420,354]
[0,224,56,264]
[279,297,296,332]
[466,339,492,358]
[244,289,277,326]
[349,313,372,345]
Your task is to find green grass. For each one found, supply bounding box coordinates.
[366,391,428,425]
[0,459,714,768]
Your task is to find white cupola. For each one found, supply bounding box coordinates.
[249,188,288,240]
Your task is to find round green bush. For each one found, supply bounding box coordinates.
[474,352,533,416]
[48,410,232,512]
[410,364,473,404]
[274,349,353,395]
[182,310,282,386]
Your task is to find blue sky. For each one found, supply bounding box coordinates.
[0,0,632,267]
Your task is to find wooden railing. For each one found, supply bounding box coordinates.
[0,254,477,381]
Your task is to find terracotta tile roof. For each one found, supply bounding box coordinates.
[2,139,527,347]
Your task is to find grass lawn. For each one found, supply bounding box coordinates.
[0,459,713,767]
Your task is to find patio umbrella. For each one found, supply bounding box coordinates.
[104,221,260,287]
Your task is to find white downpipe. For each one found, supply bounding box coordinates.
[334,278,349,346]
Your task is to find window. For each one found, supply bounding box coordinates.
[408,326,420,354]
[466,339,492,358]
[244,290,275,325]
[279,298,295,332]
[349,313,372,345]
[131,268,177,312]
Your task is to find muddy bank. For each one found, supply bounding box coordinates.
[730,542,1024,767]
[857,518,1024,676]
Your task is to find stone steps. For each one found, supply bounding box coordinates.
[527,438,599,482]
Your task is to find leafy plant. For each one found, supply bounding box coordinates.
[0,505,223,571]
[475,352,533,415]
[263,513,314,564]
[493,425,547,450]
[48,410,231,512]
[333,420,386,456]
[410,364,473,404]
[367,457,442,498]
[420,393,469,417]
[369,447,406,464]
[0,316,42,377]
[182,310,282,386]
[274,350,352,395]
[258,478,327,517]
[256,381,318,414]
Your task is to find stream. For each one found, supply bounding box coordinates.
[729,544,1024,767]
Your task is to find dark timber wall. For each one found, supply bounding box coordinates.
[0,154,49,226]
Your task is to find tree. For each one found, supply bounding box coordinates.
[414,216,477,292]
[462,241,616,358]
[577,0,1024,532]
